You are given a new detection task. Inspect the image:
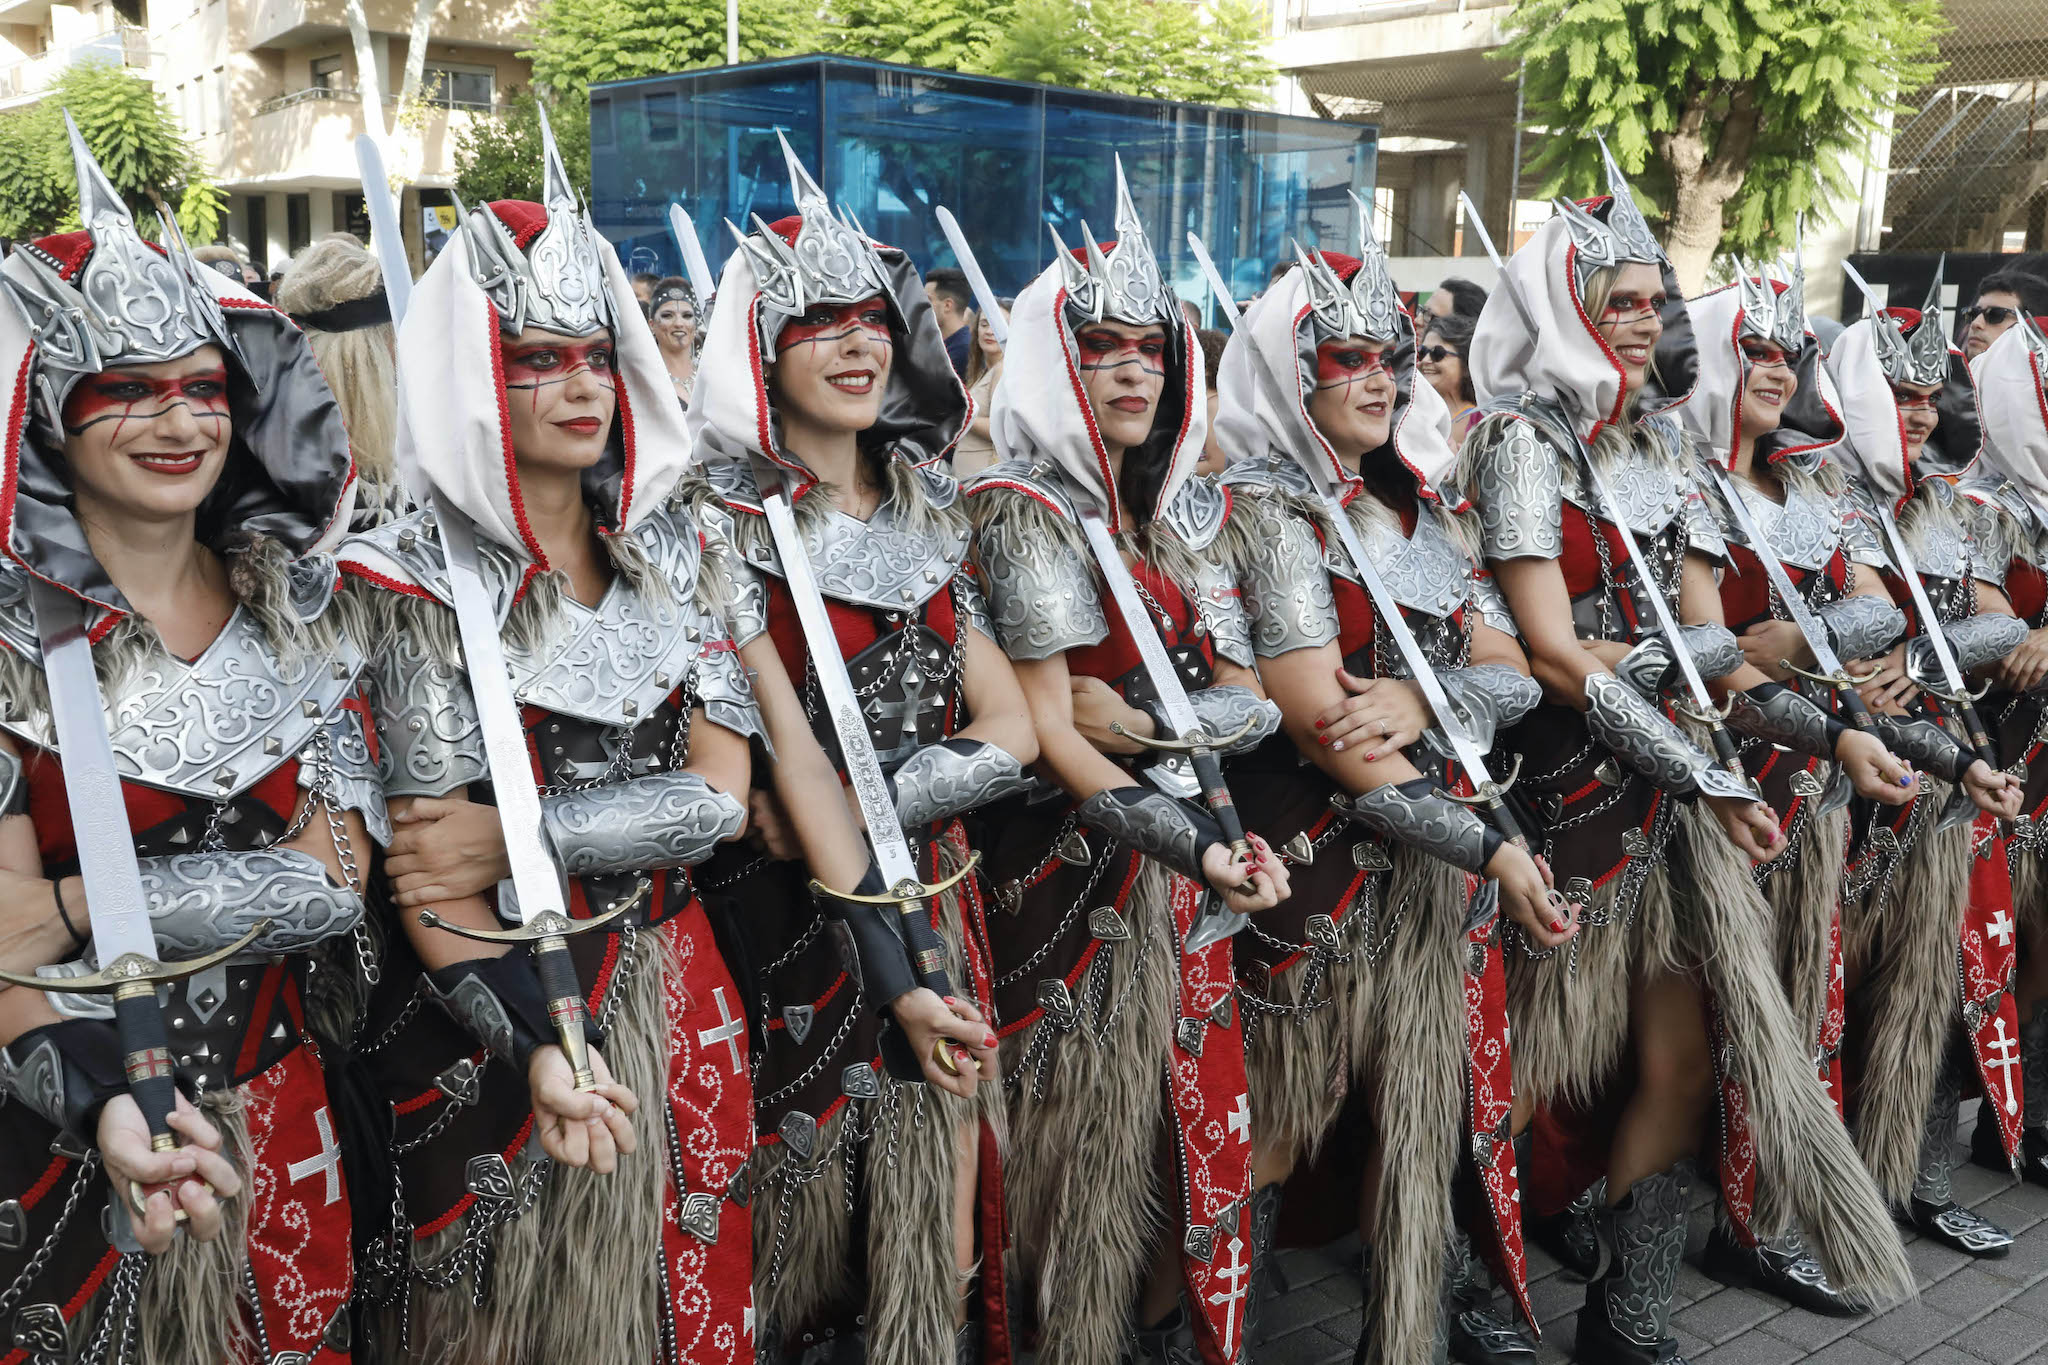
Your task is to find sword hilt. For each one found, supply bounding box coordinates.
[1781,659,1883,692]
[1442,753,1534,849]
[810,851,979,1001]
[1109,713,1261,755]
[416,898,641,1093]
[0,922,274,996]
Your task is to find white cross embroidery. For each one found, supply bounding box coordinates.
[1989,909,2015,949]
[699,986,746,1075]
[1208,1234,1250,1356]
[286,1106,344,1206]
[1227,1093,1251,1146]
[1989,1016,2022,1116]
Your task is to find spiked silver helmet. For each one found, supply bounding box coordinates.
[1293,190,1403,343]
[1046,156,1175,329]
[1,111,240,438]
[1870,256,1951,389]
[728,131,890,325]
[456,105,612,337]
[1553,135,1666,295]
[1734,257,1807,357]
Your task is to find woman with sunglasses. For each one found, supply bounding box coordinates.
[1676,265,1935,1314]
[1460,158,1910,1364]
[1824,278,2029,1261]
[1417,311,1480,448]
[1213,221,1561,1363]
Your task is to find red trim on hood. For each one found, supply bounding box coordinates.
[1153,315,1198,522]
[339,561,436,600]
[27,232,93,279]
[0,343,31,566]
[963,476,1068,521]
[2032,348,2048,451]
[485,298,547,568]
[1722,303,1746,470]
[1053,285,1123,530]
[746,294,820,501]
[613,359,638,529]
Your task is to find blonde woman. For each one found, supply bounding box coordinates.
[277,236,404,522]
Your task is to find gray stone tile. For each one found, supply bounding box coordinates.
[1259,1323,1351,1364]
[1917,1264,2019,1321]
[1757,1302,1867,1350]
[1673,1286,1780,1344]
[1949,1306,2048,1362]
[1953,1162,2016,1206]
[1676,1262,1725,1302]
[1799,1337,1906,1364]
[1526,1272,1585,1326]
[1908,1347,1989,1365]
[1993,1180,2048,1217]
[1250,1283,1348,1340]
[2006,1275,2048,1319]
[1980,1222,2048,1286]
[1686,1332,1807,1365]
[1849,1301,1963,1357]
[1908,1235,1975,1286]
[1972,1194,2045,1236]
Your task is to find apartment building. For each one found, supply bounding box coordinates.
[0,0,537,270]
[1265,0,2047,309]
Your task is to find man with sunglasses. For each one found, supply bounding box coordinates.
[1961,267,2048,360]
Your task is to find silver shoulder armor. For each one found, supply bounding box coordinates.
[1185,545,1255,668]
[0,744,21,816]
[1230,490,1339,658]
[1465,413,1564,561]
[1163,475,1230,553]
[308,687,391,844]
[1682,485,1727,560]
[964,465,1107,661]
[365,592,487,801]
[1898,480,1976,584]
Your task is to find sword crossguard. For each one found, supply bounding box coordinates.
[1781,659,1882,691]
[1444,754,1525,807]
[0,921,274,995]
[415,893,642,946]
[808,852,983,908]
[1108,713,1260,755]
[1674,693,1738,726]
[1920,675,1993,705]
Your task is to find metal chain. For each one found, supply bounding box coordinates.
[0,1150,100,1317]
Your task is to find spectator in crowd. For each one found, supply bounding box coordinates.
[952,296,1011,475]
[276,237,402,523]
[242,261,270,299]
[925,266,975,378]
[1180,297,1204,332]
[632,272,662,307]
[1195,326,1229,475]
[1417,309,1481,447]
[647,275,700,398]
[1961,266,2048,359]
[1425,275,1488,319]
[192,243,246,282]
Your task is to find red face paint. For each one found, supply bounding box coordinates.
[775,298,892,354]
[502,339,617,391]
[1890,385,1939,413]
[61,366,231,437]
[1313,341,1391,389]
[1074,326,1166,376]
[1738,339,1794,369]
[1598,291,1668,324]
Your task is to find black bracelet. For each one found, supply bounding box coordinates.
[51,877,87,952]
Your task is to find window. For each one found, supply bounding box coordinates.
[310,54,344,90]
[287,193,310,255]
[192,72,205,134]
[645,90,679,144]
[420,61,493,110]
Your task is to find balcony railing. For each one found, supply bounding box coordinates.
[255,84,497,116]
[0,24,148,103]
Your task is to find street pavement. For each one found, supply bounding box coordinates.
[1253,1106,2048,1364]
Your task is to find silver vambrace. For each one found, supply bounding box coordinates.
[1077,787,1222,883]
[140,848,365,957]
[1434,665,1542,753]
[1582,673,1755,802]
[1615,623,1743,698]
[1725,682,1845,760]
[540,774,748,878]
[1182,685,1283,752]
[1867,714,1972,783]
[1816,595,1906,663]
[889,739,1033,829]
[1333,779,1498,876]
[1906,613,2027,685]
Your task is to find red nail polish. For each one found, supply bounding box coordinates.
[1550,920,1565,933]
[984,1033,998,1048]
[1315,718,1326,729]
[1363,752,1378,762]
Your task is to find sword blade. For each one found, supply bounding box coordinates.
[354,136,413,322]
[31,581,154,967]
[667,204,718,308]
[1872,503,1971,696]
[437,501,573,924]
[1701,465,1854,679]
[935,207,1009,348]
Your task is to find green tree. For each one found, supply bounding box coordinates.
[824,0,1009,70]
[974,0,1274,107]
[454,87,593,203]
[0,61,221,243]
[1500,0,1944,292]
[525,0,822,95]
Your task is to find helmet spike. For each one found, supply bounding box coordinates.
[1050,160,1172,328]
[63,110,133,233]
[536,102,579,217]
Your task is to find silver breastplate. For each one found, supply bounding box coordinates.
[1561,453,1690,539]
[0,594,363,803]
[1328,502,1473,622]
[741,498,968,616]
[1736,477,1841,574]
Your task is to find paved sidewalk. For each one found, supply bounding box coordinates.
[1254,1108,2048,1364]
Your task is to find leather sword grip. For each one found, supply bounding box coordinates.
[532,934,597,1092]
